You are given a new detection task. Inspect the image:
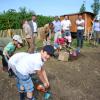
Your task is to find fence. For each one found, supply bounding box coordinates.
[0,28,46,40]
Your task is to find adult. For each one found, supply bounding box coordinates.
[43,22,53,46]
[22,20,34,53]
[61,15,72,47]
[92,18,100,46]
[76,15,85,48]
[52,16,62,43]
[8,45,54,100]
[29,14,38,52]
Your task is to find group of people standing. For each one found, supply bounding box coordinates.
[22,14,86,53]
[43,15,72,50]
[22,14,38,53]
[53,15,72,49]
[51,14,100,50]
[44,15,85,51]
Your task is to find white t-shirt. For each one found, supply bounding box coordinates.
[8,52,29,74]
[8,52,44,75]
[76,19,85,30]
[32,21,37,32]
[61,20,71,31]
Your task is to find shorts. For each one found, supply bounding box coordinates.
[16,71,34,92]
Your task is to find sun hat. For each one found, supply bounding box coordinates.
[43,45,54,56]
[13,35,23,44]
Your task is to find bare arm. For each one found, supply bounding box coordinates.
[41,67,49,84]
[4,51,10,58]
[36,67,49,88]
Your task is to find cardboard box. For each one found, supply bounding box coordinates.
[58,51,69,61]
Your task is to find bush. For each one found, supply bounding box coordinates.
[0,8,54,30]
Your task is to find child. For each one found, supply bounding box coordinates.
[64,35,72,47]
[8,45,54,100]
[54,37,65,50]
[2,35,23,75]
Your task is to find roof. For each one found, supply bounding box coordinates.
[60,11,95,17]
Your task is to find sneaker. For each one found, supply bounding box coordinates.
[32,97,36,100]
[44,92,51,100]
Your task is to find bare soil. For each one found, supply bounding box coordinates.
[0,46,100,100]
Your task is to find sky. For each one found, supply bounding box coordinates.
[0,0,94,16]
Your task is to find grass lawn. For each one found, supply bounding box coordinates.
[17,38,100,52]
[0,37,99,53]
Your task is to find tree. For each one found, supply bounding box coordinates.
[19,7,27,20]
[0,7,54,30]
[37,15,54,27]
[79,0,86,13]
[91,0,100,15]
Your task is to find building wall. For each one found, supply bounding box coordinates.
[85,14,93,33]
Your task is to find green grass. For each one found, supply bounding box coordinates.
[71,39,94,48]
[35,39,43,47]
[16,39,43,52]
[1,37,99,53]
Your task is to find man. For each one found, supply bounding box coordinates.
[29,14,38,52]
[61,15,72,47]
[52,16,62,43]
[92,18,100,46]
[76,15,85,48]
[8,45,54,100]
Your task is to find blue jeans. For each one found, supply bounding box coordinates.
[16,71,34,92]
[77,30,84,48]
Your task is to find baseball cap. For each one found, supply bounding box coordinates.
[43,45,54,56]
[13,35,23,44]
